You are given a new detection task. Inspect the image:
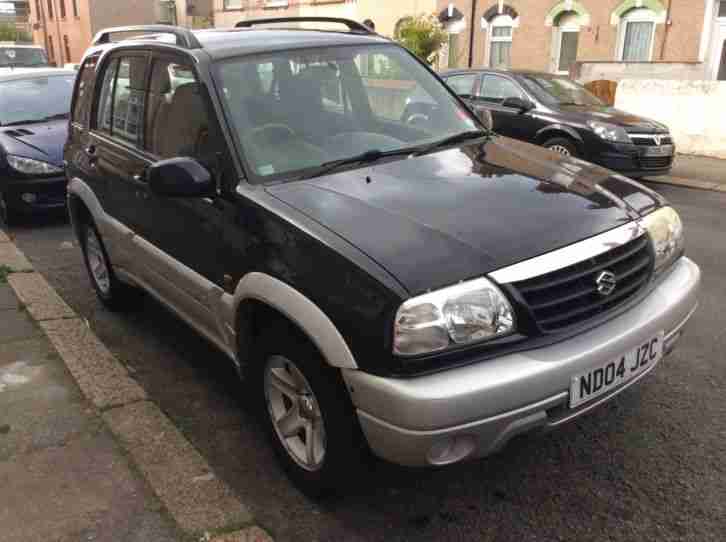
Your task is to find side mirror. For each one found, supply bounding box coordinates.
[502,97,534,113]
[477,108,493,131]
[148,157,215,198]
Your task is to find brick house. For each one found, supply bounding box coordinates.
[437,0,726,81]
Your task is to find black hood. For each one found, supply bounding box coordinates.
[0,119,67,168]
[555,104,669,134]
[268,137,664,295]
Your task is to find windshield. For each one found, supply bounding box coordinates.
[520,75,604,107]
[0,47,49,68]
[216,44,479,182]
[0,75,75,125]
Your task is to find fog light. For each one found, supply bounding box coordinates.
[427,435,476,465]
[21,193,37,204]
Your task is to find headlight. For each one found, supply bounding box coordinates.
[6,155,63,176]
[587,121,631,143]
[642,206,684,273]
[393,277,515,356]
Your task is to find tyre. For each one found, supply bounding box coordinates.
[79,217,140,311]
[254,323,369,497]
[0,193,17,227]
[543,137,579,158]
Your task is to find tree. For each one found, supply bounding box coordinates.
[0,23,31,43]
[394,14,448,66]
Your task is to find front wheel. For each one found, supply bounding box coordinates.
[543,137,579,158]
[255,325,369,497]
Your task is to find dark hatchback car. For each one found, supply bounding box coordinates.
[66,20,699,496]
[440,69,674,178]
[0,69,76,225]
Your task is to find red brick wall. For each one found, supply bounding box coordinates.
[437,0,707,71]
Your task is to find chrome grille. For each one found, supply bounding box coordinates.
[510,235,654,333]
[630,134,673,147]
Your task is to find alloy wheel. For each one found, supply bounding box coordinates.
[264,355,326,471]
[548,144,572,156]
[85,227,111,295]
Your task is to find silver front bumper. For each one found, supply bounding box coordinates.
[343,257,700,467]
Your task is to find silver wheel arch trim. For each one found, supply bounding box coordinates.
[67,177,105,227]
[228,273,358,370]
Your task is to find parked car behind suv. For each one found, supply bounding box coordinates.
[440,69,674,178]
[0,68,76,225]
[66,20,700,496]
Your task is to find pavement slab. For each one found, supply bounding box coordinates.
[0,241,32,272]
[0,304,41,344]
[40,317,147,410]
[103,400,254,536]
[0,432,180,542]
[8,272,75,321]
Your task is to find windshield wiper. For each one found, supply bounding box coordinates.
[42,113,69,121]
[412,129,490,156]
[303,148,417,179]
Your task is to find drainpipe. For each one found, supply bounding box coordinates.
[37,0,49,61]
[659,0,673,60]
[468,0,478,67]
[52,0,64,65]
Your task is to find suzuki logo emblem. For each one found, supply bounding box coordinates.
[596,271,617,296]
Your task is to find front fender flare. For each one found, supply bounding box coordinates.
[230,272,358,370]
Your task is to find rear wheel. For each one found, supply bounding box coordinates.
[254,323,369,497]
[80,217,140,311]
[543,137,579,158]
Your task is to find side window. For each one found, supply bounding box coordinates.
[445,74,477,96]
[480,75,524,104]
[145,57,216,163]
[72,55,98,127]
[112,57,147,146]
[96,58,118,134]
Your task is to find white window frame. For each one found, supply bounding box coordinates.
[617,8,658,62]
[552,13,581,74]
[486,14,515,69]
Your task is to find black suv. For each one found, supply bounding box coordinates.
[440,69,674,178]
[66,20,699,495]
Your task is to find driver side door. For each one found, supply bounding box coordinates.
[478,74,536,141]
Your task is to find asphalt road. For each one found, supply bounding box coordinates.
[5,183,726,542]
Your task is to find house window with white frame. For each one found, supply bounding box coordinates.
[553,12,582,74]
[488,15,514,69]
[618,8,657,62]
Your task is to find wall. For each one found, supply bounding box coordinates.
[437,0,708,72]
[29,0,94,64]
[88,0,157,36]
[616,79,726,159]
[214,0,436,36]
[575,61,708,83]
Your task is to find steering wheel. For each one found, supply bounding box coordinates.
[249,124,297,144]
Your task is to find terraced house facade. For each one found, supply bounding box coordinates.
[438,0,726,81]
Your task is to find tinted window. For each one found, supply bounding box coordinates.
[480,75,523,103]
[72,56,98,126]
[96,58,118,134]
[112,57,147,146]
[0,75,75,126]
[146,58,217,163]
[0,47,49,68]
[445,74,477,96]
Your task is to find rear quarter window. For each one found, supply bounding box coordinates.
[72,56,99,127]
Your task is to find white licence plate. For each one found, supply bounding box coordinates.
[643,145,674,157]
[569,332,664,409]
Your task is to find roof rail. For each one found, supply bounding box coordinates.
[91,25,202,49]
[235,17,374,35]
